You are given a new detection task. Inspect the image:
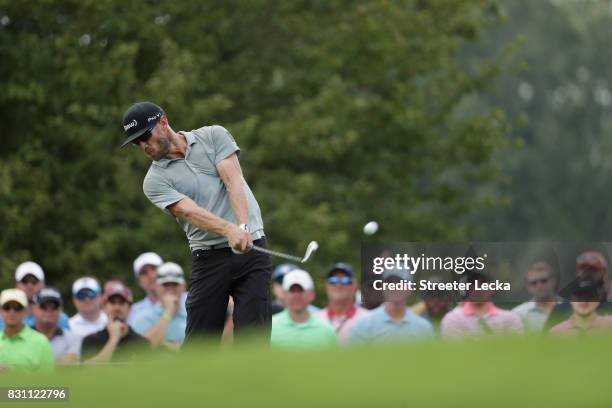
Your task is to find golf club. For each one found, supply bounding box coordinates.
[248,240,319,263]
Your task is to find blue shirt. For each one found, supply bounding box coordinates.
[128,292,187,326]
[131,302,187,344]
[348,305,434,345]
[0,312,69,331]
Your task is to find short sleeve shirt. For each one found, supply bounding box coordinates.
[81,327,149,362]
[131,303,187,344]
[271,310,337,349]
[143,125,265,250]
[0,326,54,372]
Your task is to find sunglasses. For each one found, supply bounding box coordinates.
[327,276,353,285]
[21,277,40,285]
[131,129,153,146]
[527,277,550,286]
[75,290,98,301]
[2,303,25,312]
[40,302,60,311]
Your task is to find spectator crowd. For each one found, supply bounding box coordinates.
[2,249,612,372]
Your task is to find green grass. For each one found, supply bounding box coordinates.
[3,335,612,407]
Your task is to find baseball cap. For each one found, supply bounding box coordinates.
[328,262,354,277]
[33,287,63,306]
[576,251,608,269]
[120,102,165,147]
[15,261,45,282]
[0,288,28,308]
[156,262,185,285]
[72,277,101,296]
[282,269,314,291]
[133,252,163,278]
[104,282,133,303]
[272,263,299,284]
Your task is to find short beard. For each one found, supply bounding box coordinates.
[152,135,172,161]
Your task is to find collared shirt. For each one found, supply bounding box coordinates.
[315,305,369,345]
[347,305,434,345]
[131,302,187,344]
[0,326,54,372]
[127,292,187,326]
[143,126,265,250]
[81,327,149,362]
[441,303,523,338]
[68,312,108,339]
[271,310,337,349]
[550,314,612,336]
[33,327,81,360]
[512,297,563,333]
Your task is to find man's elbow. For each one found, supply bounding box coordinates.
[167,200,192,219]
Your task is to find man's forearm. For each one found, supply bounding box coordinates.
[84,338,119,364]
[144,318,171,348]
[171,198,234,236]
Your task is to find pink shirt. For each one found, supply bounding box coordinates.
[315,305,369,345]
[441,303,523,338]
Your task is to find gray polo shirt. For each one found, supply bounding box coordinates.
[143,125,264,250]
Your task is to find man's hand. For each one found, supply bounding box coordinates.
[227,224,252,253]
[161,293,180,317]
[107,320,127,342]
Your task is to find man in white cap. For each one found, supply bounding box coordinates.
[270,269,336,349]
[0,289,54,372]
[128,252,163,324]
[68,277,108,338]
[0,261,69,330]
[132,262,187,350]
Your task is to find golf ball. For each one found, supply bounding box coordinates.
[363,221,378,235]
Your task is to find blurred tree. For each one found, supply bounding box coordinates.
[0,0,508,302]
[466,0,612,241]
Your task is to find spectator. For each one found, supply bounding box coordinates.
[420,278,452,335]
[545,250,612,331]
[271,263,297,315]
[315,262,368,345]
[68,277,108,338]
[32,288,80,365]
[441,272,523,338]
[128,252,163,324]
[551,279,612,335]
[0,261,69,330]
[82,282,149,363]
[512,262,561,333]
[271,269,336,349]
[348,269,434,345]
[132,262,187,350]
[271,263,320,316]
[0,289,54,372]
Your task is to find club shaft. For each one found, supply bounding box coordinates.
[250,245,303,263]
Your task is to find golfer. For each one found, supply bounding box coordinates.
[120,102,272,343]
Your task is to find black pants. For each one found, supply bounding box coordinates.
[185,238,272,344]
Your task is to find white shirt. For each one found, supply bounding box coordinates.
[68,312,108,338]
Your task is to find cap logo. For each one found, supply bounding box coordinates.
[123,119,137,131]
[147,113,162,122]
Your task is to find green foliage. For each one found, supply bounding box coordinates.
[467,0,612,240]
[0,0,509,296]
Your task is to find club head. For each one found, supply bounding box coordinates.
[301,241,319,263]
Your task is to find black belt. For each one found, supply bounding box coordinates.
[193,237,266,253]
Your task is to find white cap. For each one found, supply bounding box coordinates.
[0,288,28,307]
[156,262,185,285]
[72,277,101,296]
[15,261,45,282]
[282,269,314,291]
[133,252,163,277]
